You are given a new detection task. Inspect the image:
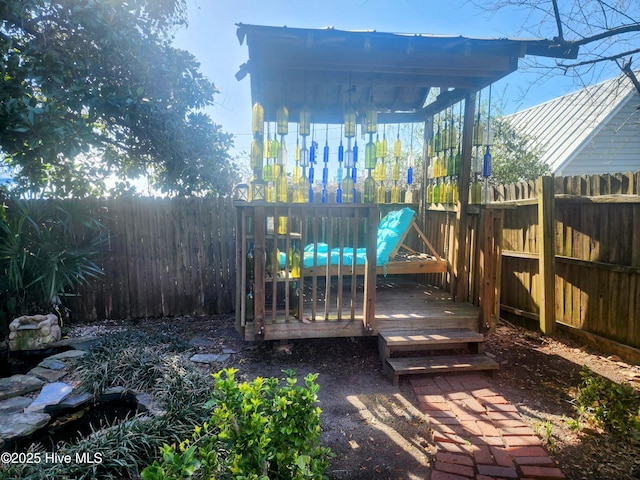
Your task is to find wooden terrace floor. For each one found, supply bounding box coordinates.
[246,277,480,341]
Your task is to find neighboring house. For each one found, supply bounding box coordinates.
[506,73,640,176]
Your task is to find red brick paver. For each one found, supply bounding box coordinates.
[409,373,565,480]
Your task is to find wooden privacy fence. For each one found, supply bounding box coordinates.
[489,172,640,360]
[69,197,236,320]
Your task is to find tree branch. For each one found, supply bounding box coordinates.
[551,0,564,42]
[557,47,640,69]
[618,58,640,96]
[569,23,640,47]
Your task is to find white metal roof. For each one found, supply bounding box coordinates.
[505,73,640,175]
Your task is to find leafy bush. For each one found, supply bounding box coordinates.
[142,368,333,480]
[0,197,104,324]
[575,366,640,439]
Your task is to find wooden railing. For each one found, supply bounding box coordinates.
[235,203,379,340]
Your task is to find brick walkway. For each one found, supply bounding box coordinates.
[409,374,565,480]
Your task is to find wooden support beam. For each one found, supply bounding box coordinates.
[537,176,556,335]
[254,206,266,336]
[454,90,476,302]
[362,208,379,333]
[479,208,503,332]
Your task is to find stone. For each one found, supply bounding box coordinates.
[0,411,51,441]
[222,347,237,354]
[217,353,231,362]
[26,382,73,412]
[46,392,94,414]
[8,314,61,351]
[38,358,67,370]
[28,366,68,383]
[98,386,134,402]
[190,353,221,364]
[0,374,45,401]
[135,392,166,416]
[47,336,100,351]
[189,337,216,348]
[46,349,87,361]
[0,396,33,415]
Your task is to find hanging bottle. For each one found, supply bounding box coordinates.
[434,122,442,154]
[364,170,376,203]
[290,243,301,278]
[473,112,484,147]
[471,174,482,204]
[445,177,454,205]
[252,102,264,136]
[341,173,354,203]
[426,179,433,204]
[376,181,386,203]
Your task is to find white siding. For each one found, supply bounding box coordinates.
[506,74,640,175]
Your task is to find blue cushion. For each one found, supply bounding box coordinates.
[302,208,416,268]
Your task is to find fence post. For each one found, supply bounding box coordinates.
[537,176,556,334]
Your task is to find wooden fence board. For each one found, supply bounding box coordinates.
[493,171,640,354]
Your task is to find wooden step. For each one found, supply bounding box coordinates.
[379,328,485,359]
[380,328,484,348]
[384,354,499,386]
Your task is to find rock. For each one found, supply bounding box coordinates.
[47,336,100,351]
[26,382,73,412]
[190,353,221,364]
[222,347,237,354]
[38,358,67,370]
[135,392,166,416]
[0,375,45,401]
[28,366,68,383]
[0,411,51,441]
[189,337,216,348]
[98,386,133,402]
[8,314,61,351]
[0,396,33,415]
[46,392,94,414]
[217,353,231,362]
[46,349,87,361]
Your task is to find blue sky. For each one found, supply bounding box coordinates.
[172,0,620,158]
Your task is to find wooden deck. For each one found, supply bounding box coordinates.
[242,276,480,341]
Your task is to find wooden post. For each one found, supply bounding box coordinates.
[537,176,556,334]
[362,206,378,333]
[254,206,266,336]
[479,207,503,332]
[454,90,476,302]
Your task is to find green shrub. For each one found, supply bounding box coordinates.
[0,197,104,324]
[575,365,640,439]
[142,368,333,480]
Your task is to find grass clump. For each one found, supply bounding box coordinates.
[2,330,213,480]
[75,330,192,395]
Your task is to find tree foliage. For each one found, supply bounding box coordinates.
[0,0,237,197]
[489,117,550,185]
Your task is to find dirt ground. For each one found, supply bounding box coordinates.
[66,314,640,480]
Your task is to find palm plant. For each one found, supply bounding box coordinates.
[0,196,105,326]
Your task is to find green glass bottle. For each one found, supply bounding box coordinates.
[364,170,376,203]
[365,137,376,170]
[342,174,354,203]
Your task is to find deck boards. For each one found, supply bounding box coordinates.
[245,277,481,341]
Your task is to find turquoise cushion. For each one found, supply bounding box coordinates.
[302,208,415,268]
[376,208,415,266]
